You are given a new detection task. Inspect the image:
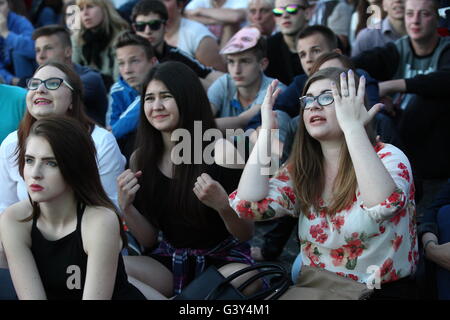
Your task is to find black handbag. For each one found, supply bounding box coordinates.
[174,263,290,300]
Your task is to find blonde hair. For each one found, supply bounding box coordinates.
[75,0,129,44]
[288,67,376,216]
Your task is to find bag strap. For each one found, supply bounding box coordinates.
[206,263,290,300]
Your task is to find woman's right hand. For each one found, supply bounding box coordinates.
[261,80,282,130]
[117,169,142,213]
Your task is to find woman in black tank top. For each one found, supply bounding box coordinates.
[0,116,151,299]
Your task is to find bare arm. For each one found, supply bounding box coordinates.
[332,70,394,208]
[215,103,262,132]
[193,173,254,242]
[117,169,159,249]
[185,8,246,25]
[195,37,227,72]
[236,81,281,201]
[0,203,47,299]
[82,208,123,300]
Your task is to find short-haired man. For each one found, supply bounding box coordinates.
[247,0,277,37]
[353,0,450,212]
[352,0,407,56]
[207,26,286,132]
[131,0,222,89]
[109,30,157,159]
[32,25,108,126]
[264,0,312,85]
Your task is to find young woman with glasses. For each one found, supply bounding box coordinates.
[0,61,125,214]
[230,67,418,299]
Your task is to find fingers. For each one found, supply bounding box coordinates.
[117,169,141,194]
[356,74,366,103]
[348,70,356,98]
[340,72,349,98]
[330,81,341,105]
[367,103,383,122]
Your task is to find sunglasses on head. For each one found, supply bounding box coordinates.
[133,20,165,32]
[273,4,307,17]
[299,91,334,110]
[27,77,74,91]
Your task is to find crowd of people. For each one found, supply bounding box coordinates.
[0,0,449,300]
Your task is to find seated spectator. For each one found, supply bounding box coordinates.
[109,31,157,160]
[349,0,385,47]
[0,61,126,213]
[30,0,63,27]
[160,0,226,71]
[352,0,407,57]
[131,0,222,89]
[247,0,277,37]
[33,25,108,126]
[230,68,418,299]
[117,61,255,297]
[352,0,450,214]
[184,0,248,48]
[0,83,27,143]
[207,26,286,132]
[265,0,311,86]
[0,116,149,300]
[418,179,450,299]
[71,0,129,90]
[0,0,36,86]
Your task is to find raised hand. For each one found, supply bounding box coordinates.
[117,169,142,213]
[261,79,282,130]
[193,173,229,213]
[331,70,382,133]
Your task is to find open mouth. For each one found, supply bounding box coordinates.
[34,98,52,105]
[310,115,326,123]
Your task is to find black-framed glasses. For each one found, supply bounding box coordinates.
[133,20,165,32]
[27,77,74,91]
[273,4,307,17]
[299,91,334,110]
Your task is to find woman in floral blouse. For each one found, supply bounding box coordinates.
[229,67,418,299]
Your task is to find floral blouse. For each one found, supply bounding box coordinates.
[229,143,418,285]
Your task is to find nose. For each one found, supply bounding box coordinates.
[145,24,152,33]
[36,82,48,93]
[30,163,43,180]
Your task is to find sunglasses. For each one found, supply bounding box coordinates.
[27,77,74,91]
[299,91,334,110]
[273,4,307,17]
[133,20,165,32]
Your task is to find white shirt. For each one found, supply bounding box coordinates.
[185,0,248,10]
[177,18,216,59]
[0,125,126,213]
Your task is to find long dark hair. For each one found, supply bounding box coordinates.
[133,61,217,228]
[17,61,94,162]
[288,67,376,216]
[19,116,127,246]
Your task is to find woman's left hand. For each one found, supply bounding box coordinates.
[193,173,229,213]
[331,70,382,132]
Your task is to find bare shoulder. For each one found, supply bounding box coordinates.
[82,206,120,230]
[0,200,33,225]
[0,200,33,245]
[214,138,246,169]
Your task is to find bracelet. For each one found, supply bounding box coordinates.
[423,239,438,256]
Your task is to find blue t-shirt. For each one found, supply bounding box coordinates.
[208,73,286,120]
[0,84,26,143]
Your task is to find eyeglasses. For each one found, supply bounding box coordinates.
[27,78,74,91]
[299,91,334,110]
[133,20,165,32]
[273,4,307,17]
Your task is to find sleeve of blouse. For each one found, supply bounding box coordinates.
[359,144,414,222]
[94,128,126,209]
[0,136,19,214]
[229,166,299,221]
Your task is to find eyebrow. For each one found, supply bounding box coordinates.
[24,154,57,161]
[306,89,332,95]
[145,91,171,96]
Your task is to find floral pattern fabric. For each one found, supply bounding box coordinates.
[229,143,418,285]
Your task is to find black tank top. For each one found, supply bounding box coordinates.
[30,203,145,300]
